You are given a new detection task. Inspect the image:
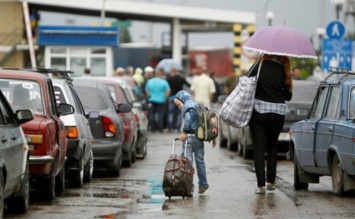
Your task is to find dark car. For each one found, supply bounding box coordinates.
[72,79,130,176]
[0,89,34,217]
[52,77,94,188]
[290,70,355,195]
[0,70,74,201]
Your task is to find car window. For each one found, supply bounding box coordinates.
[53,86,67,105]
[47,80,60,116]
[292,83,318,103]
[0,94,14,125]
[0,79,44,115]
[74,86,108,111]
[106,84,117,102]
[69,86,85,115]
[325,86,341,119]
[349,87,355,119]
[310,86,328,119]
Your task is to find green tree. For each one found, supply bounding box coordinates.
[120,28,132,43]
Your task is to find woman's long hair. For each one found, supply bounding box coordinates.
[261,54,292,92]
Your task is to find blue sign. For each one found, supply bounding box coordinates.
[322,39,353,72]
[38,26,119,46]
[326,20,346,39]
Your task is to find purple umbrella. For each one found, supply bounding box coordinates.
[243,26,317,59]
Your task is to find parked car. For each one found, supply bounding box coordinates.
[72,79,130,176]
[77,77,138,167]
[0,89,34,216]
[111,77,149,159]
[0,70,74,201]
[290,70,355,195]
[52,76,94,188]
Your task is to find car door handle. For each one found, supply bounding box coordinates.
[11,135,17,140]
[328,127,333,132]
[1,137,7,143]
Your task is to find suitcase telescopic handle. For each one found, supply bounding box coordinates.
[172,138,188,156]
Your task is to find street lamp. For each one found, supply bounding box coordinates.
[331,0,346,19]
[266,11,274,26]
[316,28,326,51]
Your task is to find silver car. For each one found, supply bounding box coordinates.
[52,79,94,188]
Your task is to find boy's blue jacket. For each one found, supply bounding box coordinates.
[175,90,198,134]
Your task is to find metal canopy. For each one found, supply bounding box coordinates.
[25,0,256,32]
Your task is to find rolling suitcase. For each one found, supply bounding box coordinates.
[162,138,195,199]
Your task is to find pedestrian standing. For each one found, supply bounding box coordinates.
[174,90,216,196]
[166,67,190,132]
[190,67,216,108]
[145,68,171,133]
[248,54,293,194]
[209,71,222,112]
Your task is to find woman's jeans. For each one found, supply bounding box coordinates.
[249,111,284,187]
[182,136,207,188]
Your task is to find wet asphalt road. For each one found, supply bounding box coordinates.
[5,132,355,219]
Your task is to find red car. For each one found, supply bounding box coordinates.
[0,70,74,201]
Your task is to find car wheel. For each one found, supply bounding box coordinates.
[142,138,147,159]
[242,144,253,159]
[84,150,94,183]
[55,163,66,196]
[123,150,132,168]
[332,155,344,196]
[7,160,29,213]
[70,158,84,188]
[39,174,55,201]
[293,151,308,190]
[0,170,4,218]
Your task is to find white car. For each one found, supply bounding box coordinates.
[52,78,94,188]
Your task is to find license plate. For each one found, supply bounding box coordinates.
[278,132,290,141]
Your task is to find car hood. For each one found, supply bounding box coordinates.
[20,115,46,132]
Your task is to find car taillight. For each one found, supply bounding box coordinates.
[134,114,139,124]
[102,116,116,137]
[26,135,43,151]
[67,126,79,139]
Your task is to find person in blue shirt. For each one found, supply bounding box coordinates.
[145,68,171,133]
[174,90,216,196]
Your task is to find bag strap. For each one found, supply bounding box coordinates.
[256,60,263,80]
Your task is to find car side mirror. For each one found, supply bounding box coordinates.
[15,109,34,124]
[117,103,131,113]
[59,103,75,116]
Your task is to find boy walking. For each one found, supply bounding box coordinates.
[174,90,216,195]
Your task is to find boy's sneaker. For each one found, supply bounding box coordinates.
[198,184,209,194]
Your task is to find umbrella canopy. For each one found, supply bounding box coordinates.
[243,26,317,59]
[156,59,183,74]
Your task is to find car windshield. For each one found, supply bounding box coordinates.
[0,79,44,115]
[291,82,318,103]
[74,86,108,112]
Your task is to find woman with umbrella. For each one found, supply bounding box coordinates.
[248,54,292,194]
[243,25,317,194]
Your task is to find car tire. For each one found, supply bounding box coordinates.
[132,148,136,163]
[55,163,66,196]
[70,158,84,188]
[0,170,5,218]
[332,155,344,196]
[242,144,253,159]
[293,151,309,190]
[7,160,29,213]
[84,150,94,183]
[39,174,55,201]
[123,150,132,168]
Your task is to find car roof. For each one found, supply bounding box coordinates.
[0,69,49,81]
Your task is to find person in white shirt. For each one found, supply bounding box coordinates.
[190,67,216,108]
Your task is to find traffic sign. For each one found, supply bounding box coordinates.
[326,20,346,39]
[322,38,353,72]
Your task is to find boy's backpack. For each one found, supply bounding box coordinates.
[193,104,218,141]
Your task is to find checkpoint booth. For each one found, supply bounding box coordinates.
[39,26,118,77]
